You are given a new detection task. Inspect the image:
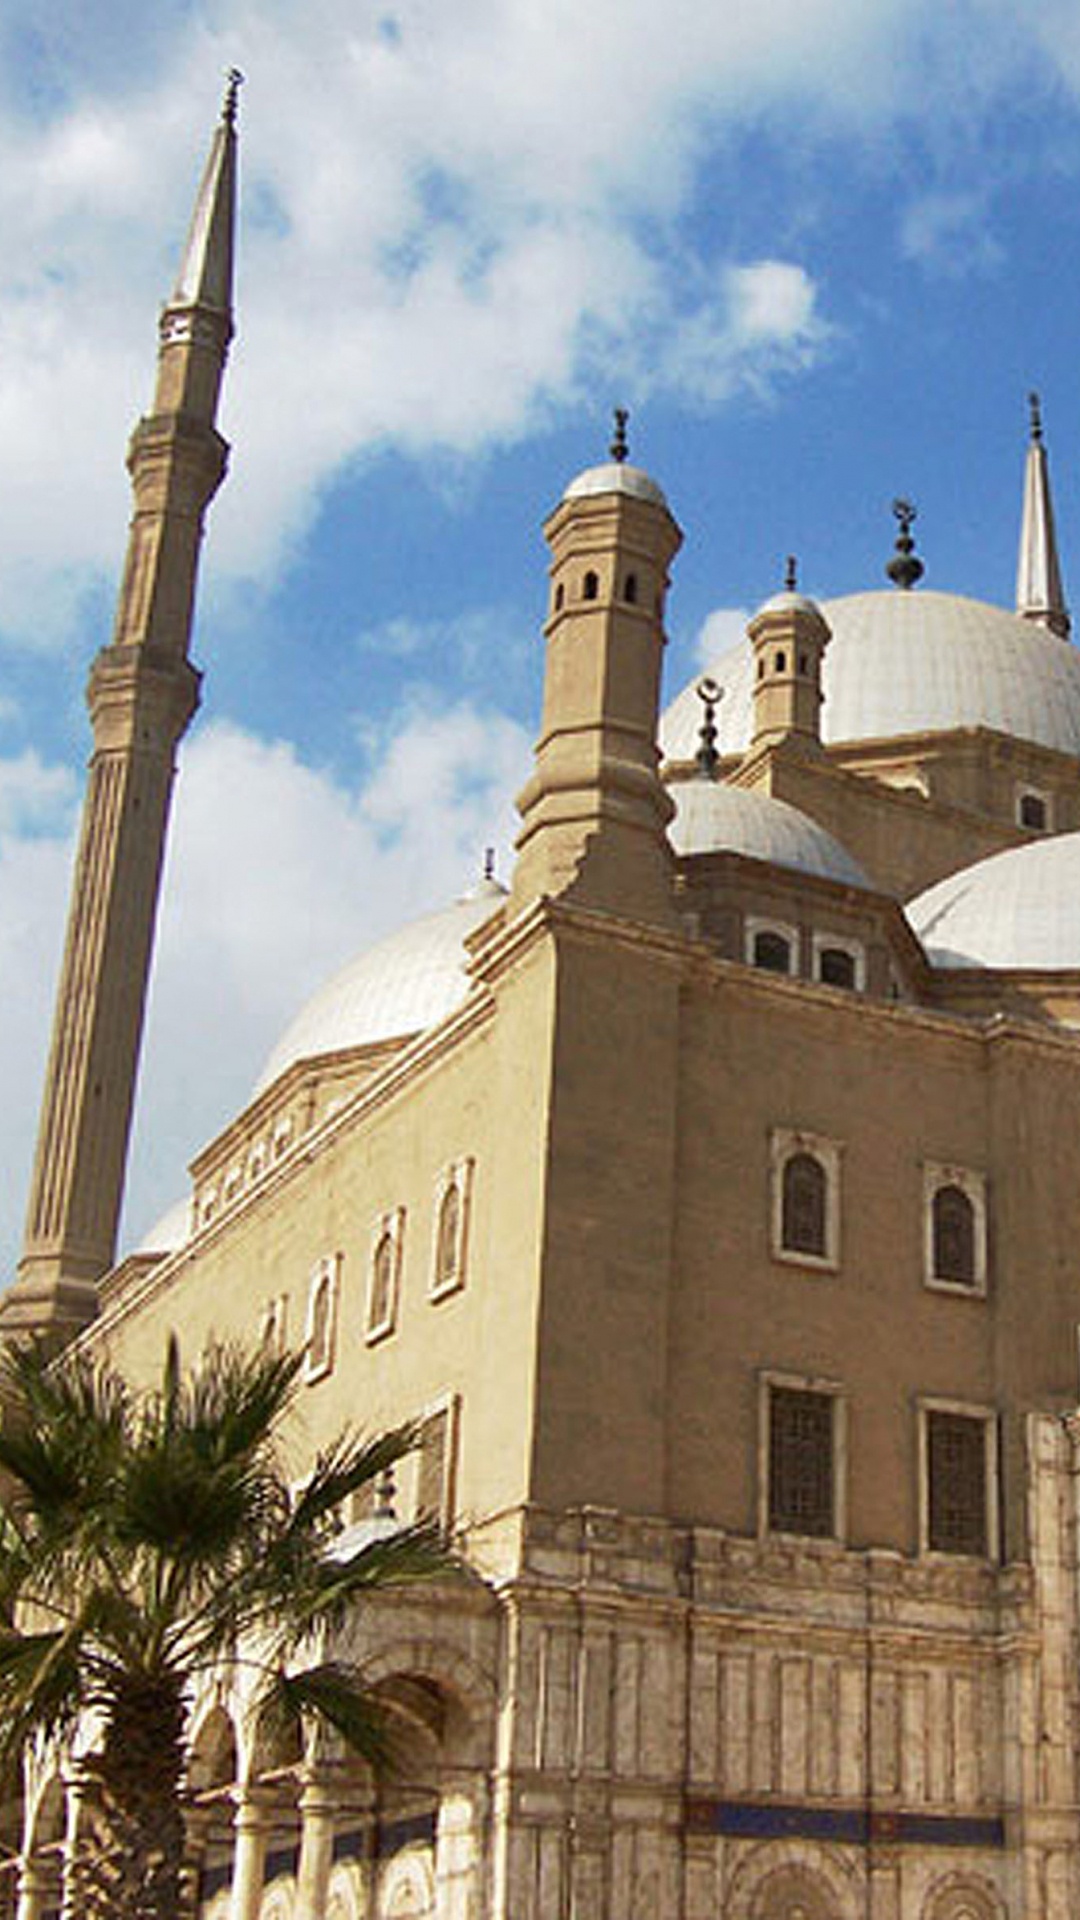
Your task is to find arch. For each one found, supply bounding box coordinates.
[782,1152,828,1257]
[582,569,599,601]
[379,1846,435,1919]
[753,929,792,974]
[553,582,565,612]
[188,1702,239,1795]
[818,946,856,990]
[726,1841,858,1920]
[369,1230,397,1335]
[434,1181,461,1293]
[920,1869,1007,1920]
[623,572,638,604]
[932,1182,976,1284]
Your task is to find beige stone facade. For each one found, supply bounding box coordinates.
[15,103,1080,1920]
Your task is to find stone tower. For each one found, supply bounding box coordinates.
[511,416,682,927]
[2,79,240,1340]
[748,577,831,752]
[1016,390,1070,640]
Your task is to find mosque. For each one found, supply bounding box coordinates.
[9,82,1080,1920]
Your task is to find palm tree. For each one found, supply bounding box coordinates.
[0,1336,456,1920]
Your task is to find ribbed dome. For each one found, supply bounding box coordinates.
[908,832,1080,970]
[254,883,506,1095]
[669,780,870,888]
[662,591,1080,759]
[563,461,668,508]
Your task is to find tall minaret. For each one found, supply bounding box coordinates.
[1016,391,1070,640]
[2,76,241,1339]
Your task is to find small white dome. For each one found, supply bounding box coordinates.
[136,1194,192,1256]
[908,832,1080,969]
[662,590,1080,760]
[253,883,506,1095]
[563,462,668,508]
[750,589,827,624]
[669,779,870,888]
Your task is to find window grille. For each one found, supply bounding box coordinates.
[768,1387,834,1536]
[781,1152,827,1257]
[927,1411,988,1555]
[932,1184,976,1284]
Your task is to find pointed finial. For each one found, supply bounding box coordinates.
[610,408,629,463]
[886,497,924,590]
[483,845,495,882]
[784,555,798,592]
[694,676,722,779]
[222,67,244,128]
[1029,390,1043,444]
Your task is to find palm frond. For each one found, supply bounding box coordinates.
[286,1424,420,1532]
[259,1663,401,1773]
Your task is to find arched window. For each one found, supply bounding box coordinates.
[305,1256,338,1381]
[753,929,792,974]
[369,1231,396,1336]
[932,1183,976,1285]
[781,1153,828,1257]
[624,572,638,604]
[434,1182,460,1292]
[554,581,564,611]
[773,650,786,673]
[1018,788,1048,831]
[583,569,599,601]
[819,945,857,989]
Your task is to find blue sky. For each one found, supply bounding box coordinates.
[4,0,1080,1277]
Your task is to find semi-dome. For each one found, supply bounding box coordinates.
[908,832,1080,970]
[254,882,506,1096]
[669,779,870,888]
[662,590,1080,760]
[562,461,668,508]
[136,1194,192,1256]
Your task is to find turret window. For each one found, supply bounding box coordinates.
[770,1129,842,1271]
[554,582,565,611]
[1017,785,1051,831]
[924,1164,987,1295]
[624,572,638,604]
[746,918,798,975]
[583,569,599,601]
[774,651,786,672]
[813,934,865,992]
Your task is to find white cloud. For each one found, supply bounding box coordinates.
[696,606,750,670]
[0,0,1071,647]
[899,192,1004,275]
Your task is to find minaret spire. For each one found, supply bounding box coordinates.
[2,85,240,1340]
[1016,391,1070,641]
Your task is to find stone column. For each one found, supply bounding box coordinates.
[293,1770,337,1920]
[436,1769,490,1920]
[228,1787,273,1920]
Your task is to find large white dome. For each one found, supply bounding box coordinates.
[669,780,870,888]
[254,882,506,1095]
[662,591,1080,760]
[908,831,1080,970]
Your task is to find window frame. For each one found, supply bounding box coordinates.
[769,1127,842,1272]
[922,1162,988,1297]
[746,916,799,976]
[365,1206,405,1346]
[429,1157,475,1303]
[1016,783,1052,833]
[758,1369,848,1545]
[304,1255,339,1383]
[918,1396,999,1562]
[811,931,866,992]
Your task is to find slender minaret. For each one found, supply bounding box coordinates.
[3,76,241,1339]
[1016,391,1070,640]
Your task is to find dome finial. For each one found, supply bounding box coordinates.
[694,677,722,779]
[886,497,924,590]
[784,554,798,592]
[1028,390,1043,445]
[610,407,629,464]
[222,67,244,126]
[483,845,495,882]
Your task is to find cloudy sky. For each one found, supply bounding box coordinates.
[4,0,1080,1278]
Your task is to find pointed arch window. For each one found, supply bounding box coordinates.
[746,918,798,976]
[430,1158,474,1301]
[770,1129,842,1271]
[304,1256,339,1382]
[366,1207,405,1344]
